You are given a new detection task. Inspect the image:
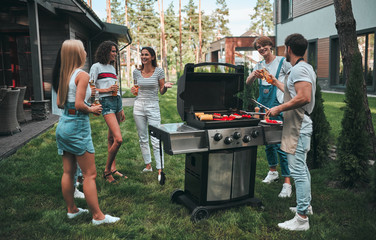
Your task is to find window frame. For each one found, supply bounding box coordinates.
[330,28,376,92]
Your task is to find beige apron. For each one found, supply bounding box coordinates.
[280,75,305,155]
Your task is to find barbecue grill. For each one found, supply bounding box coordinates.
[149,62,282,222]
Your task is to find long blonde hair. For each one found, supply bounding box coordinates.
[57,39,86,108]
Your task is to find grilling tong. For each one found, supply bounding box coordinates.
[251,99,270,111]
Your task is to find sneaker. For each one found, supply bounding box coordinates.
[92,214,120,225]
[142,167,153,172]
[278,183,292,198]
[262,171,279,183]
[278,213,309,231]
[74,188,85,199]
[290,205,313,215]
[67,208,89,219]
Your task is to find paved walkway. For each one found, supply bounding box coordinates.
[0,98,135,160]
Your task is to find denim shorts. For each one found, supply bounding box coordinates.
[100,95,123,115]
[56,103,94,156]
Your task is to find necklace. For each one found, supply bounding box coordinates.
[141,68,155,78]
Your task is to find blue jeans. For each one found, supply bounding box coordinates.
[287,133,312,215]
[265,144,290,177]
[133,99,164,169]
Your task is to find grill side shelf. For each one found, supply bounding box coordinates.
[149,123,208,155]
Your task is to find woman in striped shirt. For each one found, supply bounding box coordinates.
[131,47,173,182]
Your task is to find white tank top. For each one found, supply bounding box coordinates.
[67,69,91,103]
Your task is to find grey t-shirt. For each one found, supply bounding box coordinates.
[286,61,316,134]
[133,67,165,101]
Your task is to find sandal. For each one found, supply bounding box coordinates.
[103,171,117,184]
[113,170,128,179]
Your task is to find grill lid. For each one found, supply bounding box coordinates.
[177,62,245,121]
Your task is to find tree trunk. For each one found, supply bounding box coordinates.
[106,0,111,23]
[333,0,376,159]
[158,0,169,81]
[125,0,131,87]
[198,0,202,63]
[179,0,183,72]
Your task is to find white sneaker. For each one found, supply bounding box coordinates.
[142,167,153,172]
[74,188,85,199]
[67,208,89,219]
[290,205,313,215]
[92,214,120,225]
[278,213,309,231]
[278,183,292,198]
[262,171,279,183]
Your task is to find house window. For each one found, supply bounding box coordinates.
[281,0,292,22]
[331,31,375,90]
[358,33,375,87]
[308,40,317,70]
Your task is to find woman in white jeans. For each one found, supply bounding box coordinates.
[131,47,173,182]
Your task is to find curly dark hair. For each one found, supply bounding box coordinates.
[95,40,118,66]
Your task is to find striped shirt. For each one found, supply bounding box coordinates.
[133,67,165,101]
[89,62,119,97]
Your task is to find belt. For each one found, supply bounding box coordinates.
[65,109,87,116]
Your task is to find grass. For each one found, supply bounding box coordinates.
[0,87,376,239]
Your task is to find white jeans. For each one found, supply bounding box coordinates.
[133,99,164,169]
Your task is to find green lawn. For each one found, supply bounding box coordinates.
[0,87,375,240]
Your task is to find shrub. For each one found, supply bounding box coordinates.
[337,53,370,187]
[241,62,258,111]
[307,80,331,169]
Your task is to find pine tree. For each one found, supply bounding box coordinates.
[249,0,273,35]
[307,79,331,169]
[337,53,370,187]
[212,0,230,38]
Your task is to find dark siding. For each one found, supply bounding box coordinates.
[39,10,69,97]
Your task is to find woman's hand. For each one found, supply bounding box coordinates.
[164,82,174,88]
[131,86,137,95]
[109,84,118,93]
[118,109,125,122]
[90,104,102,115]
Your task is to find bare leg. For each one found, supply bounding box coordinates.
[61,152,78,213]
[103,113,123,182]
[76,152,105,221]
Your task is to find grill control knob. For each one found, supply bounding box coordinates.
[251,130,259,138]
[214,133,223,141]
[243,135,251,143]
[233,132,241,139]
[224,137,233,145]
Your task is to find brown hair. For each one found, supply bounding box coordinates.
[253,36,274,49]
[57,39,86,108]
[284,33,308,57]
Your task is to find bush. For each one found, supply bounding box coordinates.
[241,62,258,111]
[307,80,331,169]
[337,53,370,187]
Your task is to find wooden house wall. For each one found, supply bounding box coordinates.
[317,38,330,78]
[69,17,92,72]
[276,0,333,24]
[39,11,69,93]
